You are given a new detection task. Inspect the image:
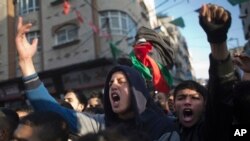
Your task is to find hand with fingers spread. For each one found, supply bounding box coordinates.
[233,53,250,73]
[15,17,37,76]
[199,4,231,43]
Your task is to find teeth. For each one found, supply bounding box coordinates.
[183,109,193,117]
[112,93,118,98]
[111,92,120,102]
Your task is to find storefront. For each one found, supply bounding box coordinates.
[0,58,114,108]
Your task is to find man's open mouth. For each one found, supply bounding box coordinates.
[183,108,193,118]
[111,92,120,102]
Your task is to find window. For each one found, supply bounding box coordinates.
[99,11,137,37]
[19,0,39,15]
[55,25,78,45]
[27,31,41,51]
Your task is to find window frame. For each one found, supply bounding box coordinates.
[99,10,136,37]
[54,24,79,46]
[19,0,39,15]
[26,31,41,52]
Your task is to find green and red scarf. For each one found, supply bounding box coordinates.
[130,42,173,94]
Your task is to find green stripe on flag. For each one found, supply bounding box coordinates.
[170,17,185,28]
[228,0,250,6]
[130,52,152,80]
[109,42,122,60]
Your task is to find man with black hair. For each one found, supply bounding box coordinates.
[86,92,104,114]
[64,90,88,112]
[13,111,69,141]
[173,80,207,141]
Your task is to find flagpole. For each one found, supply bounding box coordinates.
[92,0,100,59]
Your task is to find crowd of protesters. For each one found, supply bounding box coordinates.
[0,3,250,141]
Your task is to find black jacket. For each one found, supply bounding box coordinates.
[205,54,236,141]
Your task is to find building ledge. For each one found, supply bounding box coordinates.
[51,0,64,6]
[52,39,80,49]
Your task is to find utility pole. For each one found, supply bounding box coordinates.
[91,0,100,59]
[8,0,16,78]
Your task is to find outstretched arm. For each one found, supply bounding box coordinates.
[199,4,235,141]
[199,4,235,82]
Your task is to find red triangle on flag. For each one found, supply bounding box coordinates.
[63,0,71,15]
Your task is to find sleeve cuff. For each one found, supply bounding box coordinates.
[22,73,42,90]
[209,54,236,82]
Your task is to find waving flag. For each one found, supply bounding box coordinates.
[63,0,71,15]
[75,10,84,24]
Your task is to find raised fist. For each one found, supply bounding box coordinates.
[199,4,231,43]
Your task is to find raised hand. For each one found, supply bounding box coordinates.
[233,53,250,73]
[199,4,231,44]
[15,17,37,76]
[199,4,231,60]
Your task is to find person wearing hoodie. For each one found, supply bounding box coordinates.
[15,17,179,141]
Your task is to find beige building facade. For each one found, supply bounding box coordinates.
[0,0,195,106]
[0,0,156,105]
[0,0,15,81]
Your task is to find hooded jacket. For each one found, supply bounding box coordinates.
[23,65,178,141]
[103,65,177,140]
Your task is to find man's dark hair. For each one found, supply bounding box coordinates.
[67,90,88,107]
[173,80,207,100]
[20,111,69,141]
